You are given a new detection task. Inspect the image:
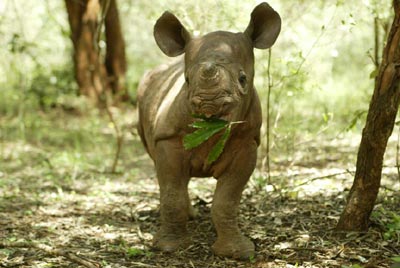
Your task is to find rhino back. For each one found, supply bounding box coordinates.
[137,58,187,158]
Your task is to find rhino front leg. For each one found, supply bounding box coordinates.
[211,141,257,260]
[153,140,191,252]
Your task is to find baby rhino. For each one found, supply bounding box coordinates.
[137,2,281,259]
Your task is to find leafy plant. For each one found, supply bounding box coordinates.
[183,116,243,164]
[372,209,400,241]
[126,247,153,258]
[383,212,400,241]
[344,109,367,132]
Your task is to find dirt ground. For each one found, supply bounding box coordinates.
[0,111,399,268]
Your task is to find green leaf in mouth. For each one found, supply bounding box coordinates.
[183,116,244,164]
[183,118,228,150]
[207,124,231,164]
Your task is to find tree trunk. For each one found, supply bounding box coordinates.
[105,0,127,99]
[65,0,127,102]
[336,1,400,231]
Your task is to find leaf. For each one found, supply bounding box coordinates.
[126,247,145,257]
[184,117,244,163]
[183,122,227,150]
[190,118,228,129]
[392,256,400,262]
[344,110,367,132]
[369,68,379,79]
[207,125,231,164]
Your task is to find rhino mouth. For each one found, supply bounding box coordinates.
[198,106,226,119]
[190,95,235,119]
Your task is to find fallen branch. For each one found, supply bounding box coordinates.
[287,247,329,253]
[0,241,101,268]
[130,262,157,268]
[291,170,354,188]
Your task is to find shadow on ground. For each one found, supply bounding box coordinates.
[0,111,399,267]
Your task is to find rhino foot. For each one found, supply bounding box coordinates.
[212,235,255,260]
[153,231,191,252]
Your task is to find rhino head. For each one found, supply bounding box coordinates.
[153,2,281,121]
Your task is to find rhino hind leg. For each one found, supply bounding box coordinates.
[211,141,258,260]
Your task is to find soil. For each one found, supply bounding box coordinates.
[0,111,399,268]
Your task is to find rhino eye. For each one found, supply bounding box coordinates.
[185,75,189,84]
[238,71,247,87]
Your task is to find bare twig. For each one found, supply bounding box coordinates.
[293,6,336,76]
[96,0,111,46]
[0,241,101,268]
[92,0,123,173]
[374,16,381,68]
[291,170,354,189]
[104,104,124,173]
[287,247,329,253]
[396,125,400,182]
[274,3,338,89]
[380,185,398,192]
[265,48,272,185]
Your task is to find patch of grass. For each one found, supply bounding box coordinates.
[371,208,400,241]
[126,247,153,258]
[392,256,400,262]
[383,212,400,241]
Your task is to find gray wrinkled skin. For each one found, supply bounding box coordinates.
[137,2,281,260]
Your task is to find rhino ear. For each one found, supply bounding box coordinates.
[244,2,281,49]
[154,11,191,57]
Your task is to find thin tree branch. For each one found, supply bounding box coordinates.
[265,48,272,185]
[396,125,400,182]
[291,170,354,189]
[92,0,123,173]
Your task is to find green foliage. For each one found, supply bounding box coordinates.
[0,0,395,164]
[344,110,368,132]
[183,117,245,164]
[208,125,231,164]
[183,117,230,164]
[383,212,400,240]
[183,118,229,150]
[28,65,77,110]
[372,208,400,241]
[126,247,153,258]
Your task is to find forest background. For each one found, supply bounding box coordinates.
[0,0,399,267]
